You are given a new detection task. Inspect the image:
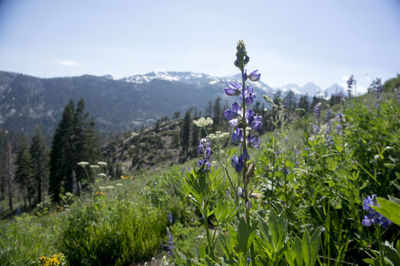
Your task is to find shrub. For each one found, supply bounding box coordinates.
[59,197,167,265]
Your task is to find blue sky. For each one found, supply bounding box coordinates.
[0,0,399,90]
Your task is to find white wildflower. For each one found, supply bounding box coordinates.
[193,117,213,128]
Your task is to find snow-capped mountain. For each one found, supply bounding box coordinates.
[278,82,345,98]
[121,71,273,93]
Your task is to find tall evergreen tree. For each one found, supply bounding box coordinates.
[181,109,192,157]
[213,97,222,128]
[298,95,310,116]
[15,135,33,209]
[284,90,296,119]
[49,99,99,202]
[3,141,14,210]
[30,126,49,204]
[73,99,100,189]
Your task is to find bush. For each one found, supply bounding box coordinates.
[59,197,167,265]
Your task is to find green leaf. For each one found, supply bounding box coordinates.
[309,227,323,266]
[293,237,303,265]
[302,232,311,266]
[372,197,400,226]
[384,243,400,266]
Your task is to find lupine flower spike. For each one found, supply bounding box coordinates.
[362,194,392,228]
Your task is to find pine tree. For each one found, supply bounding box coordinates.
[49,100,75,202]
[49,99,99,203]
[213,97,222,128]
[73,99,100,190]
[3,140,14,210]
[30,126,49,204]
[15,135,33,210]
[181,109,192,157]
[298,95,310,116]
[191,109,199,156]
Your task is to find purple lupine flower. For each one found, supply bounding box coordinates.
[231,155,244,172]
[313,103,321,119]
[312,123,320,134]
[347,75,356,98]
[245,110,262,130]
[282,167,290,175]
[362,216,373,227]
[242,69,247,81]
[336,124,343,135]
[325,135,334,146]
[248,70,261,82]
[231,152,249,173]
[337,111,344,121]
[347,75,356,88]
[224,82,241,96]
[166,229,174,256]
[227,41,262,175]
[224,102,240,120]
[325,109,332,123]
[362,194,392,229]
[325,120,332,134]
[243,86,256,105]
[168,213,173,224]
[374,82,383,100]
[232,128,244,144]
[247,135,260,148]
[197,138,213,171]
[294,161,299,168]
[224,102,241,127]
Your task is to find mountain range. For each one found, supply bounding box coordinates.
[0,70,344,136]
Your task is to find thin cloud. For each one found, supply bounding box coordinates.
[58,60,80,67]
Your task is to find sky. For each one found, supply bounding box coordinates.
[0,0,399,91]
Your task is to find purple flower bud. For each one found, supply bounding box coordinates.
[168,214,173,224]
[244,55,250,64]
[363,195,375,211]
[347,75,356,88]
[247,135,260,148]
[362,194,392,228]
[232,128,244,144]
[232,102,240,113]
[313,103,321,118]
[282,167,290,175]
[197,138,213,171]
[312,123,320,133]
[250,116,262,131]
[228,119,240,128]
[231,155,244,172]
[243,86,256,105]
[242,69,247,81]
[362,216,372,227]
[248,70,261,82]
[224,109,238,121]
[224,82,241,96]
